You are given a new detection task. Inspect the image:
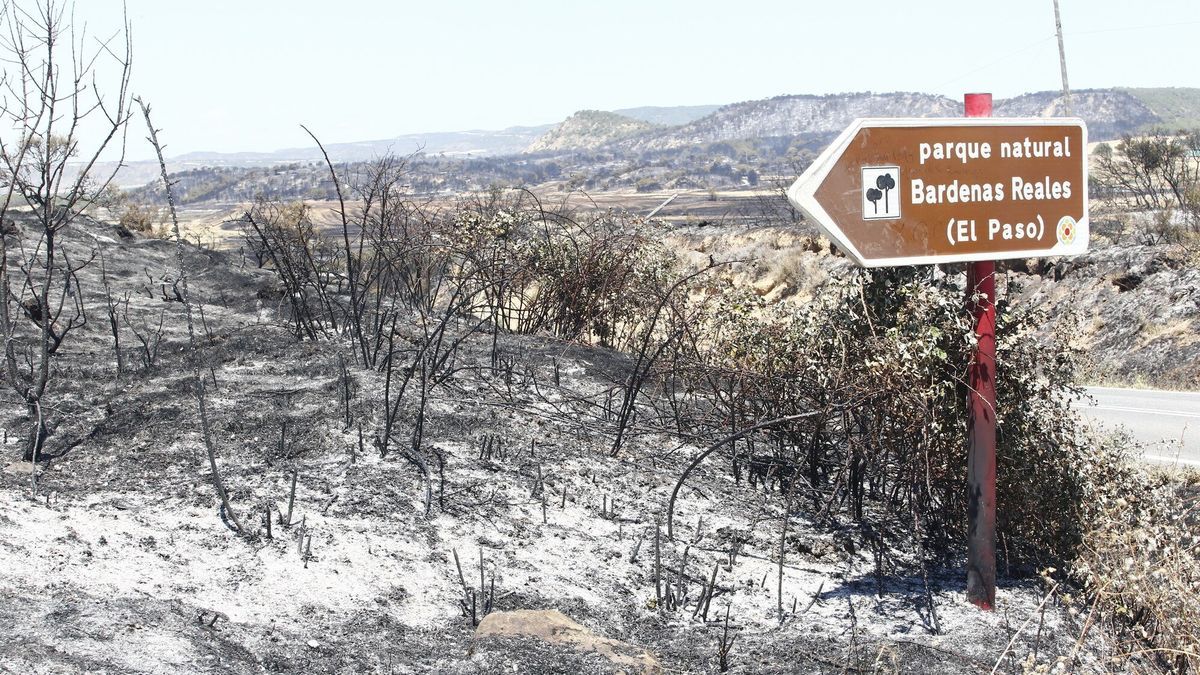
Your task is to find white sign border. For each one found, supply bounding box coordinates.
[786,117,1090,268]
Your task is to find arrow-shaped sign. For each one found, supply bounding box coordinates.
[786,118,1089,267]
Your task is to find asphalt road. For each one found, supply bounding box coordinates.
[1080,386,1200,466]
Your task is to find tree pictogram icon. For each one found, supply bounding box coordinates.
[865,187,883,214]
[876,173,896,212]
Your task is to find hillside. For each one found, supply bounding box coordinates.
[525,110,658,153]
[662,223,1200,389]
[1122,87,1200,130]
[993,89,1159,140]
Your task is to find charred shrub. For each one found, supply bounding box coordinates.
[664,266,1198,668]
[666,267,1097,563]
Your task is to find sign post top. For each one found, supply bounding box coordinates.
[787,117,1089,267]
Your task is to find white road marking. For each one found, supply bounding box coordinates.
[1083,387,1200,464]
[1141,453,1200,467]
[1085,405,1200,419]
[1087,386,1200,397]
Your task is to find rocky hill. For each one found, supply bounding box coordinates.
[525,110,657,153]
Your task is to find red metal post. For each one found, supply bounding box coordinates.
[964,92,997,610]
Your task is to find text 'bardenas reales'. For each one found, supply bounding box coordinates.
[911,135,1074,205]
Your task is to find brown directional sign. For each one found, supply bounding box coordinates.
[786,118,1089,267]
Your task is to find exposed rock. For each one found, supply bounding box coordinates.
[2,462,37,475]
[473,610,661,674]
[1006,243,1200,386]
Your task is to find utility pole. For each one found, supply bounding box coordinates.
[1053,0,1072,114]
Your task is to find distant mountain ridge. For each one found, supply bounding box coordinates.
[91,87,1200,190]
[174,125,554,165]
[618,92,960,152]
[90,124,554,187]
[526,88,1200,155]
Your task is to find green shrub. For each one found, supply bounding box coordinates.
[118,202,161,234]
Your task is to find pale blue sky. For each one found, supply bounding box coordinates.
[69,0,1200,159]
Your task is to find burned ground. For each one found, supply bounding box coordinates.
[0,215,1129,674]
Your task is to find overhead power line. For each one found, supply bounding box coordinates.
[1067,18,1200,36]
